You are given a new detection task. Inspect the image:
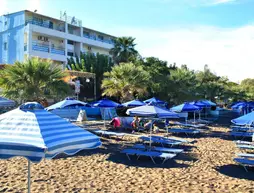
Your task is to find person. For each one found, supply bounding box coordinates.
[153,123,160,133]
[131,116,140,133]
[109,117,121,130]
[144,120,153,131]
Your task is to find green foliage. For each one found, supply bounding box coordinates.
[110,37,138,64]
[66,52,114,97]
[102,63,150,102]
[240,78,254,100]
[0,58,71,102]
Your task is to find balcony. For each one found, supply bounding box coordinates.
[83,34,114,45]
[26,19,65,32]
[32,42,49,52]
[51,46,65,56]
[31,42,65,55]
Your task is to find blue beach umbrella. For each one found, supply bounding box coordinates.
[46,97,90,110]
[122,99,146,107]
[91,98,121,127]
[143,97,167,106]
[91,98,121,108]
[126,105,179,146]
[171,102,201,122]
[126,105,179,118]
[170,102,201,112]
[231,111,254,126]
[0,102,101,193]
[0,96,15,107]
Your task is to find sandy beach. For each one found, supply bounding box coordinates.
[0,124,254,193]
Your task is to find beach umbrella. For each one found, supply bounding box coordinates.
[143,97,167,106]
[46,97,90,111]
[0,102,101,193]
[91,98,121,127]
[171,102,201,123]
[122,99,146,107]
[0,96,15,107]
[126,105,179,146]
[231,111,254,126]
[190,101,211,120]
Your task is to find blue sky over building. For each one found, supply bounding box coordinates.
[1,0,254,82]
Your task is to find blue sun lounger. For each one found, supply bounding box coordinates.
[94,130,125,138]
[132,144,184,154]
[139,136,183,147]
[231,127,254,132]
[168,128,200,136]
[234,158,254,172]
[230,132,254,139]
[121,148,176,164]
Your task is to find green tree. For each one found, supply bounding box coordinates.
[110,37,138,64]
[240,78,254,100]
[167,65,198,104]
[0,58,70,102]
[66,52,114,98]
[102,63,150,102]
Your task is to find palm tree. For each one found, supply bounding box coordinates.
[101,63,150,102]
[110,37,139,64]
[0,58,71,102]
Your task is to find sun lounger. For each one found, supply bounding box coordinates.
[230,131,254,139]
[236,144,254,150]
[168,128,200,136]
[234,140,254,145]
[132,144,184,154]
[139,136,183,147]
[231,127,254,132]
[121,148,176,164]
[236,153,254,158]
[234,158,254,172]
[94,130,125,138]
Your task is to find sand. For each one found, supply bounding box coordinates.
[0,125,254,193]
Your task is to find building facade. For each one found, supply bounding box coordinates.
[0,10,115,68]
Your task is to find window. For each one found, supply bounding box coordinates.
[4,42,7,50]
[67,52,74,57]
[67,40,74,45]
[4,21,7,26]
[83,31,90,37]
[98,35,104,40]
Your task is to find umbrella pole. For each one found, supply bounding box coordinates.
[194,112,196,124]
[28,160,31,193]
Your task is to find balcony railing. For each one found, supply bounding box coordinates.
[32,42,49,52]
[83,34,114,45]
[51,46,65,55]
[25,19,65,32]
[32,41,65,55]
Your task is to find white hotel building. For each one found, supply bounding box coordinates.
[0,10,116,68]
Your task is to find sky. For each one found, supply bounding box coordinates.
[1,0,254,83]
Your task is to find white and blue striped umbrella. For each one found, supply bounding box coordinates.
[0,102,101,163]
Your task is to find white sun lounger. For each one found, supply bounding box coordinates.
[234,140,254,145]
[139,136,183,147]
[121,148,176,164]
[236,144,254,150]
[94,130,125,138]
[132,144,184,154]
[234,158,254,172]
[236,153,254,159]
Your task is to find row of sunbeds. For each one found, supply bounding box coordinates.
[121,136,187,164]
[233,140,254,172]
